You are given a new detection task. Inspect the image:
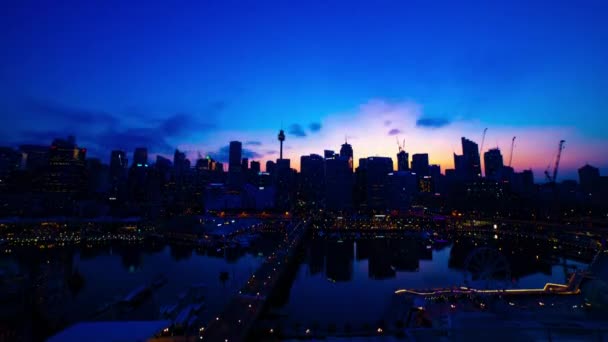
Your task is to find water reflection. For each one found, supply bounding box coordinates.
[0,237,276,341]
[269,232,591,327]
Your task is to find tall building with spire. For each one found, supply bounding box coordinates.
[339,138,353,173]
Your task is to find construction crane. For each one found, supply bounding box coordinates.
[544,140,565,183]
[396,137,405,152]
[508,136,516,167]
[479,128,488,156]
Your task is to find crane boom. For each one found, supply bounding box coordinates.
[508,136,516,167]
[552,140,565,182]
[479,128,488,156]
[545,140,565,183]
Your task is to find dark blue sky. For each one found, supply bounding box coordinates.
[1,0,607,178]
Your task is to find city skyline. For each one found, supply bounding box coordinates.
[1,1,607,180]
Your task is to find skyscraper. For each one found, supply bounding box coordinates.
[325,157,353,210]
[339,140,354,172]
[228,141,243,188]
[455,137,481,180]
[266,160,276,175]
[411,153,429,176]
[300,154,324,206]
[228,141,242,172]
[579,164,600,194]
[364,157,393,209]
[484,148,504,181]
[397,150,409,171]
[133,148,148,166]
[250,161,260,174]
[46,137,87,194]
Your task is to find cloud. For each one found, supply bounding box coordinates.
[22,98,119,128]
[309,122,322,132]
[416,117,451,129]
[288,124,307,137]
[388,128,401,136]
[1,98,223,160]
[245,141,262,146]
[208,144,263,163]
[384,120,392,126]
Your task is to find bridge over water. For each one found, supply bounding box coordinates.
[200,220,309,342]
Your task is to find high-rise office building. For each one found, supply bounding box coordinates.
[300,154,324,206]
[275,158,292,209]
[228,141,243,188]
[411,153,429,176]
[397,150,409,171]
[484,148,504,181]
[340,141,354,172]
[266,160,276,175]
[579,164,600,194]
[133,148,148,166]
[109,150,127,200]
[228,141,242,172]
[325,157,353,210]
[364,157,393,209]
[46,137,87,193]
[461,137,481,179]
[0,147,21,190]
[250,161,260,174]
[241,158,249,172]
[388,171,418,210]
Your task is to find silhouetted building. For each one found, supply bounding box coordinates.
[388,171,417,209]
[324,150,335,159]
[20,144,49,171]
[241,158,249,172]
[397,150,409,171]
[275,159,292,209]
[363,157,393,209]
[108,150,127,202]
[411,153,429,177]
[228,141,243,188]
[248,160,260,183]
[428,164,442,193]
[0,147,21,188]
[46,137,87,194]
[325,157,353,210]
[579,164,600,195]
[250,161,260,174]
[454,137,481,181]
[339,140,354,172]
[173,149,189,176]
[300,154,324,206]
[133,148,148,166]
[266,160,276,176]
[484,148,504,181]
[512,169,535,195]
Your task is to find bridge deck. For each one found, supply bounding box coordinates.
[200,221,307,342]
